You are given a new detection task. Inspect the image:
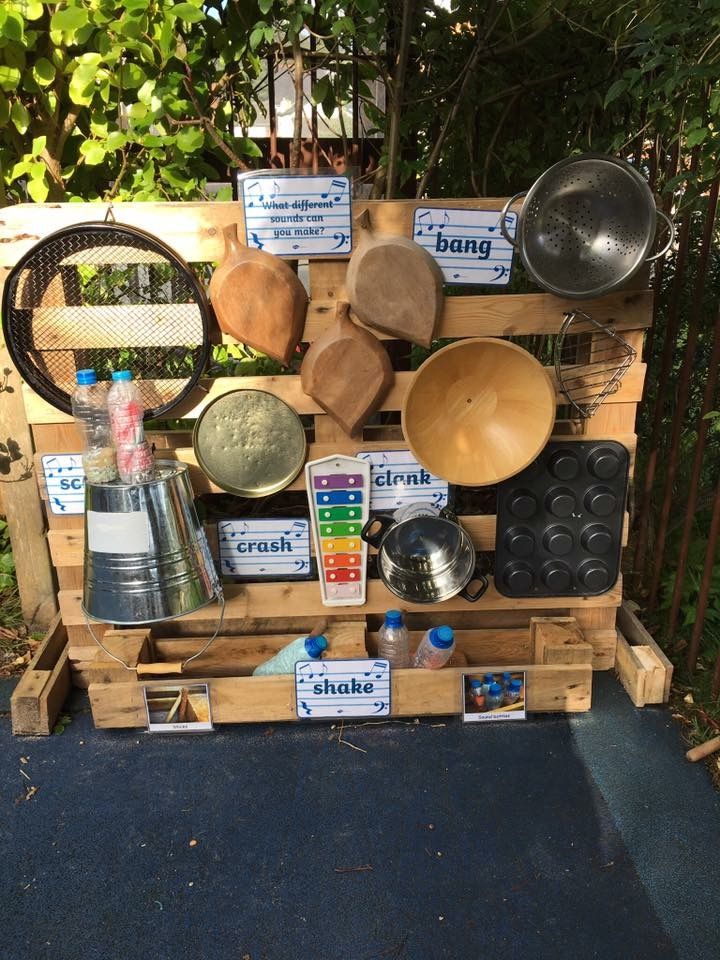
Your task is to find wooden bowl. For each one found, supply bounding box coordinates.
[402,338,556,486]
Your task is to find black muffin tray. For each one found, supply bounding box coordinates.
[495,440,629,597]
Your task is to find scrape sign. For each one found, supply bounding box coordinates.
[412,206,516,286]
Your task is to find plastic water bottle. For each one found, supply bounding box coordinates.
[486,682,504,710]
[377,609,410,667]
[481,672,495,696]
[253,634,328,676]
[470,679,485,708]
[71,369,118,483]
[503,678,523,706]
[107,370,154,483]
[501,671,512,689]
[412,625,455,669]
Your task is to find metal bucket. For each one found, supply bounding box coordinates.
[82,460,220,624]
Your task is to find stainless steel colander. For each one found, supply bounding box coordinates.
[500,153,674,299]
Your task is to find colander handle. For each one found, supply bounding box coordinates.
[645,209,675,262]
[499,191,527,247]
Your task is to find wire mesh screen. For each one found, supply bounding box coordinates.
[2,223,210,418]
[554,309,637,418]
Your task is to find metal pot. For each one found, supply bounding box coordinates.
[499,153,675,299]
[361,507,489,604]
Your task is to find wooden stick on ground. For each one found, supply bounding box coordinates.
[686,736,720,762]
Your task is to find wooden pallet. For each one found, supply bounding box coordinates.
[0,199,651,730]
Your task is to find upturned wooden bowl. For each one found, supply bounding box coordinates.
[402,338,556,486]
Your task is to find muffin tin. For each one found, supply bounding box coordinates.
[495,440,629,597]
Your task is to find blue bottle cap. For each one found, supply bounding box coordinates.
[305,635,328,658]
[112,370,133,381]
[509,679,523,692]
[502,671,512,682]
[483,672,495,683]
[385,609,403,627]
[76,368,97,385]
[489,682,503,695]
[470,680,482,689]
[429,626,454,649]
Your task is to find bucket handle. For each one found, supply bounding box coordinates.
[499,191,527,247]
[84,591,226,675]
[645,209,675,262]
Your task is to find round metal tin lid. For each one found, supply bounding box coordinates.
[193,390,306,497]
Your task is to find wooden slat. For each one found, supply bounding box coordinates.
[0,198,552,265]
[59,576,623,627]
[88,661,591,727]
[11,614,71,735]
[46,511,630,569]
[303,291,652,341]
[34,431,639,499]
[23,358,646,426]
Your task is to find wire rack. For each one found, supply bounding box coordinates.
[554,309,637,418]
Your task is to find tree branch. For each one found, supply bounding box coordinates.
[290,33,304,168]
[385,0,414,198]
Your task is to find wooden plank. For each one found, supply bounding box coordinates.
[35,433,638,498]
[0,275,58,629]
[23,359,646,426]
[616,602,673,702]
[59,576,623,628]
[88,661,592,727]
[304,291,652,341]
[11,614,71,735]
[614,632,649,707]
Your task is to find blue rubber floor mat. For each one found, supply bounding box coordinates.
[1,676,689,960]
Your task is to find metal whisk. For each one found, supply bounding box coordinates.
[554,309,637,418]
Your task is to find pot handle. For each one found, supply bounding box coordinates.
[645,209,675,262]
[499,191,527,247]
[361,514,394,548]
[460,571,489,603]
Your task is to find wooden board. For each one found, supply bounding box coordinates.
[44,514,632,569]
[58,577,623,627]
[11,614,71,735]
[614,632,667,707]
[22,360,647,427]
[88,661,592,727]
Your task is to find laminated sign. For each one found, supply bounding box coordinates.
[356,449,449,512]
[218,518,311,578]
[241,173,352,257]
[412,207,517,286]
[42,454,85,515]
[295,659,391,718]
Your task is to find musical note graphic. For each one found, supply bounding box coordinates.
[285,520,306,538]
[493,265,507,280]
[52,497,67,513]
[415,210,450,236]
[299,700,313,716]
[364,661,387,680]
[453,273,462,279]
[250,232,265,250]
[331,232,348,250]
[432,491,445,507]
[297,662,327,682]
[321,178,347,202]
[245,180,279,207]
[373,701,387,713]
[294,559,309,571]
[244,181,260,205]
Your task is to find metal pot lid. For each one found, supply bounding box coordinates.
[193,389,306,497]
[380,516,470,577]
